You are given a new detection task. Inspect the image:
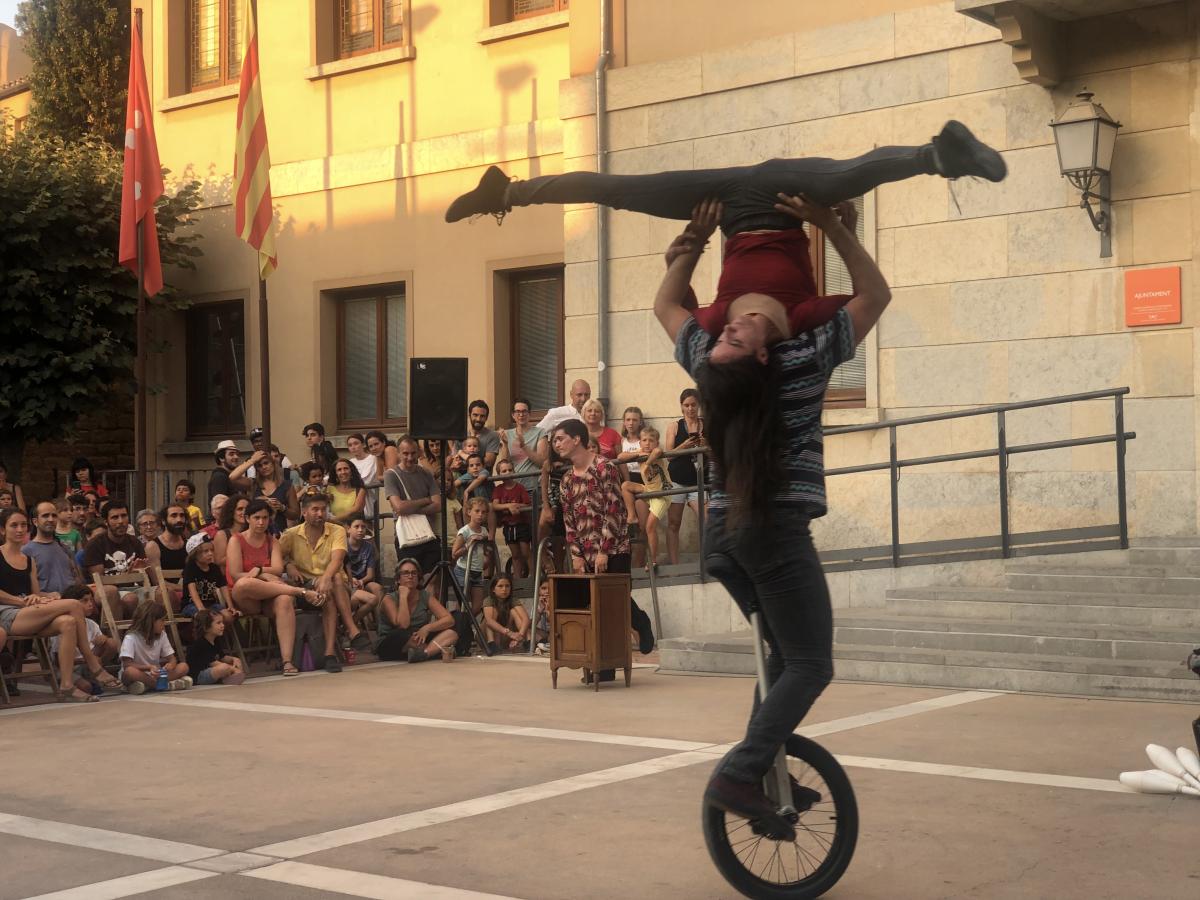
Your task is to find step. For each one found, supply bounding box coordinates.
[657,632,1196,701]
[1006,566,1200,595]
[885,587,1200,609]
[879,595,1200,631]
[1128,546,1200,566]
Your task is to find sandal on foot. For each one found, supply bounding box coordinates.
[56,688,99,703]
[282,662,300,677]
[89,669,121,691]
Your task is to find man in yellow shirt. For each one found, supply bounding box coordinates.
[280,488,371,672]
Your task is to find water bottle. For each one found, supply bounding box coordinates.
[155,668,169,692]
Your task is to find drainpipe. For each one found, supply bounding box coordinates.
[595,0,612,408]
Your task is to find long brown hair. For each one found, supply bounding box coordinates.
[129,598,167,643]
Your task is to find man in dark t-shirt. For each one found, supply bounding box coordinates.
[208,439,257,507]
[83,501,148,618]
[383,436,442,574]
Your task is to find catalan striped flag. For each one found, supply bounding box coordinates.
[234,0,277,278]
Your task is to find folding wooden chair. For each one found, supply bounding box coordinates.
[1,638,60,699]
[92,570,155,644]
[154,566,191,657]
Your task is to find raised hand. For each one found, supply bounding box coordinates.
[774,193,841,232]
[663,198,723,266]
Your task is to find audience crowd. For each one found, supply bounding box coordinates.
[0,379,705,701]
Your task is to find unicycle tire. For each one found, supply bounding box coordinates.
[702,735,858,899]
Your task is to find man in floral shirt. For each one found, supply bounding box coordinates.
[552,420,655,669]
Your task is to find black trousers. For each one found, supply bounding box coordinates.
[507,146,936,234]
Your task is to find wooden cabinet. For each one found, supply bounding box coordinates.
[549,574,632,690]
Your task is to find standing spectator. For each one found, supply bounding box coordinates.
[246,427,295,480]
[419,440,447,480]
[54,497,85,554]
[534,379,590,464]
[452,497,492,614]
[83,501,148,618]
[329,459,366,526]
[497,398,544,476]
[616,407,646,482]
[0,490,13,509]
[581,398,622,460]
[119,599,191,694]
[491,459,532,578]
[302,422,339,472]
[67,457,109,500]
[552,419,656,677]
[252,452,298,535]
[186,608,246,685]
[467,400,501,470]
[384,436,442,575]
[280,489,372,671]
[174,480,206,532]
[345,517,383,624]
[212,495,251,582]
[456,453,493,504]
[441,465,463,535]
[208,441,259,506]
[365,430,401,473]
[666,387,705,565]
[0,461,26,511]
[346,433,381,520]
[135,509,162,546]
[24,500,83,595]
[374,558,458,663]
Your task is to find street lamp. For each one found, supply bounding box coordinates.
[1050,89,1121,258]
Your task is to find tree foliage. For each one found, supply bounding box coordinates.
[0,124,203,450]
[15,0,130,146]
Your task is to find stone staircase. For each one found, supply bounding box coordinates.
[657,541,1200,701]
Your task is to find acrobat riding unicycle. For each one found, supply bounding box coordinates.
[702,610,858,899]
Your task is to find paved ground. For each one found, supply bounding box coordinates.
[2,655,1198,899]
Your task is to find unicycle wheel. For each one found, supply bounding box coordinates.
[702,735,858,899]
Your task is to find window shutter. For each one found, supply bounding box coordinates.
[385,291,407,421]
[383,0,405,44]
[225,0,244,82]
[343,297,378,421]
[824,196,867,392]
[190,0,221,88]
[340,0,376,56]
[516,276,561,412]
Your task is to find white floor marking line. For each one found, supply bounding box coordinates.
[250,748,719,859]
[800,690,1002,737]
[245,861,525,899]
[18,866,217,900]
[0,812,224,864]
[139,695,715,751]
[836,755,1131,794]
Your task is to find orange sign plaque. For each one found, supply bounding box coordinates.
[1125,267,1181,327]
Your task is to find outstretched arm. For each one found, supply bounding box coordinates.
[775,194,889,345]
[653,200,722,343]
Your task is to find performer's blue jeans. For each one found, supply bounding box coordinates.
[704,508,833,784]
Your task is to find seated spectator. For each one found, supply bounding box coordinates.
[491,460,532,578]
[302,422,339,472]
[299,460,327,489]
[0,489,14,509]
[144,504,191,594]
[581,398,622,459]
[252,452,298,535]
[616,406,646,482]
[80,489,101,518]
[467,400,501,470]
[135,509,161,546]
[181,540,234,626]
[67,457,109,500]
[346,433,381,519]
[119,598,191,694]
[49,584,119,696]
[24,500,83,595]
[186,608,245,686]
[226,498,316,677]
[456,453,493,504]
[533,578,550,653]
[59,495,88,553]
[175,479,206,532]
[208,441,259,507]
[186,494,227,553]
[374,558,458,663]
[76,518,107,568]
[0,507,120,701]
[497,398,544,476]
[246,427,295,481]
[329,459,366,526]
[452,497,492,614]
[450,436,481,477]
[345,517,383,624]
[212,494,250,581]
[365,430,400,473]
[280,488,372,672]
[482,573,530,653]
[621,427,672,568]
[83,501,149,618]
[0,461,25,510]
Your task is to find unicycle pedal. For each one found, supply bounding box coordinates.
[748,813,797,842]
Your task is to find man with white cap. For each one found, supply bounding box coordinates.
[208,440,261,507]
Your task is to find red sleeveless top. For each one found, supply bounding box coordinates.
[229,531,274,584]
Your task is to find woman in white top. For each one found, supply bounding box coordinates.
[616,407,647,568]
[497,397,544,476]
[346,433,381,519]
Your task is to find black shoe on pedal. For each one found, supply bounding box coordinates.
[932,120,1006,182]
[445,165,512,222]
[705,773,796,841]
[789,776,822,813]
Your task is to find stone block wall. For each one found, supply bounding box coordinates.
[559,1,1200,551]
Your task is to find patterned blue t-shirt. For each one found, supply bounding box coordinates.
[673,309,856,518]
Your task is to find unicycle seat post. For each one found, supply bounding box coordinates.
[748,611,792,809]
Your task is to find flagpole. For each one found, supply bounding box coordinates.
[134,7,149,512]
[258,276,271,449]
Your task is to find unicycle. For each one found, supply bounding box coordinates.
[702,611,858,899]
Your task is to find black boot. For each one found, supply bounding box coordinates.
[445,165,512,222]
[931,120,1006,182]
[632,602,655,655]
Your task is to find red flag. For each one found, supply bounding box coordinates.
[119,22,165,296]
[234,2,277,278]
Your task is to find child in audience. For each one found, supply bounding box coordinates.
[186,608,246,685]
[76,519,107,567]
[175,479,205,531]
[299,461,327,488]
[620,426,672,568]
[0,489,14,509]
[456,453,493,504]
[50,585,119,695]
[482,573,531,653]
[533,579,550,653]
[181,541,234,625]
[120,598,191,694]
[452,497,492,614]
[451,436,481,476]
[491,459,532,578]
[442,466,463,531]
[53,497,83,553]
[345,517,383,623]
